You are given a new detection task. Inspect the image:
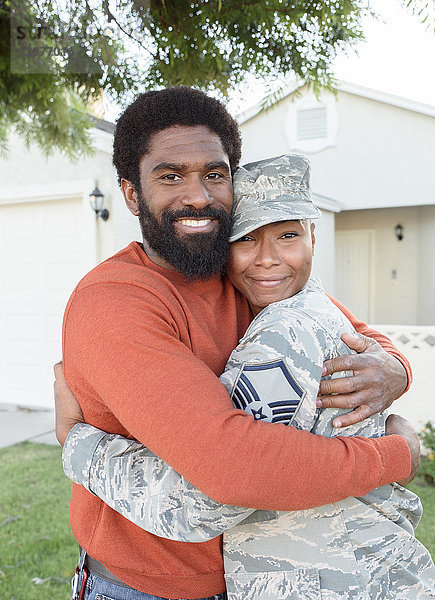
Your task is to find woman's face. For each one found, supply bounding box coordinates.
[227,220,315,316]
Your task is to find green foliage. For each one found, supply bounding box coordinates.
[0,0,427,157]
[1,0,368,157]
[419,421,435,485]
[402,0,434,29]
[1,0,136,158]
[139,0,367,94]
[0,443,76,600]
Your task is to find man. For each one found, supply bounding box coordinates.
[58,86,417,600]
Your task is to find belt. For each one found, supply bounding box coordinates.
[83,552,131,589]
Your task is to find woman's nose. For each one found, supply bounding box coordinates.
[254,240,281,267]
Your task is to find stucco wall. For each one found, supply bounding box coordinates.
[336,205,435,325]
[240,101,291,163]
[239,88,435,325]
[418,205,435,325]
[239,89,435,212]
[311,210,336,295]
[311,93,434,211]
[110,173,142,256]
[0,129,141,263]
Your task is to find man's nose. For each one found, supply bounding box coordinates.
[181,177,213,210]
[254,239,281,268]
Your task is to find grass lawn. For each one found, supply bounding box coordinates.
[0,443,434,599]
[0,443,76,600]
[407,477,435,560]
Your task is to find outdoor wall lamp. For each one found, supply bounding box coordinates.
[395,223,404,241]
[89,184,110,221]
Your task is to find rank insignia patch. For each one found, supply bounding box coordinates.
[231,360,305,425]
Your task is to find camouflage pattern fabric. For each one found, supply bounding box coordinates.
[229,154,321,242]
[63,423,254,543]
[63,277,435,598]
[220,276,435,599]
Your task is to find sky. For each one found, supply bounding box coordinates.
[333,0,435,105]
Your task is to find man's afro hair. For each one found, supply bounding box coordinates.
[113,86,242,190]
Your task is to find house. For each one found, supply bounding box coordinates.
[0,119,140,410]
[237,80,435,326]
[237,81,435,430]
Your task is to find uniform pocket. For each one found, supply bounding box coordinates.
[225,568,321,600]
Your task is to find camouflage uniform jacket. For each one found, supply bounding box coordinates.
[63,277,435,599]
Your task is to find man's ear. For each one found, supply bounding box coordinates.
[121,179,140,216]
[311,222,316,254]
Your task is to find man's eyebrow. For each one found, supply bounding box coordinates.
[151,161,230,173]
[152,162,187,173]
[204,161,230,173]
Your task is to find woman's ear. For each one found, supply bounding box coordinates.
[310,222,316,254]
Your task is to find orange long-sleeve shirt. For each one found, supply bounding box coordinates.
[63,242,411,599]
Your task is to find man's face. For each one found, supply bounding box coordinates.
[122,125,233,280]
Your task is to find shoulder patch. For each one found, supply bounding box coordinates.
[231,360,305,426]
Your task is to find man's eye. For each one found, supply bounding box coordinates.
[281,232,297,239]
[162,173,180,181]
[206,172,224,180]
[237,236,254,242]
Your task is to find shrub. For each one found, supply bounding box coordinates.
[419,421,435,486]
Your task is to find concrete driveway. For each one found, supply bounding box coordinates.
[0,404,58,449]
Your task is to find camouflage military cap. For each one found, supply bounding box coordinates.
[230,154,321,242]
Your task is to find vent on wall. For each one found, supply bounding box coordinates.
[297,107,327,141]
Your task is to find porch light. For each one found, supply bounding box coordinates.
[89,184,110,221]
[395,224,404,241]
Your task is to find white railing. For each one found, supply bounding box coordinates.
[370,325,435,432]
[371,325,435,353]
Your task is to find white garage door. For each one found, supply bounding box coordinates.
[0,198,94,409]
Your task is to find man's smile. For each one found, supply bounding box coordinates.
[175,218,217,233]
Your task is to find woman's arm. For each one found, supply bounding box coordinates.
[62,421,254,542]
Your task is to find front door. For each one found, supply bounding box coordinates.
[335,230,374,323]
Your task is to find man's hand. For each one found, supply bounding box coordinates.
[385,414,421,485]
[318,332,408,428]
[53,362,84,446]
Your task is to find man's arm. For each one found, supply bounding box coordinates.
[59,304,328,544]
[56,365,250,543]
[320,296,411,428]
[330,295,412,386]
[63,283,411,511]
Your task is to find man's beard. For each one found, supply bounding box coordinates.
[137,195,232,280]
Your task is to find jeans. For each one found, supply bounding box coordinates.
[75,570,227,600]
